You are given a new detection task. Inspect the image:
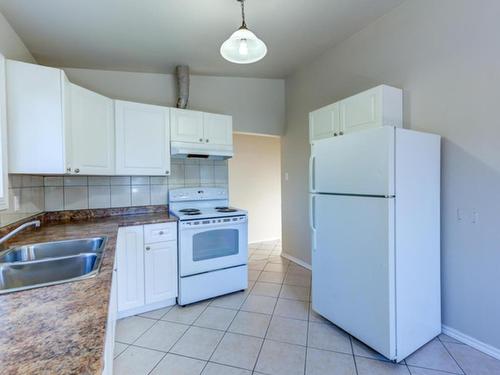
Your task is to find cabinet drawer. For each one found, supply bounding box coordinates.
[144,222,177,244]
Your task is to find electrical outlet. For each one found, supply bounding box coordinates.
[472,209,479,224]
[456,208,463,221]
[13,195,20,211]
[285,172,289,181]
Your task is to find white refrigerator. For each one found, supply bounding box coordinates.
[309,126,441,362]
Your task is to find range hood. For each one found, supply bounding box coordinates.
[171,141,233,160]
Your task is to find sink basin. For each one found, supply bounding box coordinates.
[0,237,105,263]
[0,237,107,294]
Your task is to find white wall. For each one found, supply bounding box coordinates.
[63,68,285,136]
[229,133,281,243]
[283,0,500,351]
[0,11,35,63]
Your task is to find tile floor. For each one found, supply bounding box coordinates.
[113,240,500,375]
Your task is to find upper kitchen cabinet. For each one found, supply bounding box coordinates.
[170,108,233,159]
[309,102,341,141]
[115,100,170,176]
[0,55,9,210]
[69,83,115,175]
[309,85,402,142]
[170,108,204,143]
[203,113,233,146]
[6,60,72,174]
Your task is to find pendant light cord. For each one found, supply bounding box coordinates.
[238,0,247,29]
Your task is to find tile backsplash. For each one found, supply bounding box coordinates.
[0,159,228,227]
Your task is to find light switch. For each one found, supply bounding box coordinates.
[285,172,289,181]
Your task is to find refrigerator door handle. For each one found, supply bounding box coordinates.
[309,155,316,192]
[310,195,317,251]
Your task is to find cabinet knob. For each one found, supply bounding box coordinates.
[66,167,72,173]
[159,231,164,235]
[333,133,338,137]
[205,139,209,143]
[339,131,344,136]
[199,138,203,142]
[165,170,170,175]
[145,246,151,251]
[74,168,80,173]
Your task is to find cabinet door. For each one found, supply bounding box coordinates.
[69,83,115,175]
[203,113,232,146]
[309,103,340,142]
[103,264,117,375]
[339,87,381,134]
[6,60,69,174]
[116,226,145,312]
[170,108,204,143]
[115,100,170,175]
[0,55,8,210]
[144,241,178,304]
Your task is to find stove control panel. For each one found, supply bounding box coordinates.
[181,215,247,228]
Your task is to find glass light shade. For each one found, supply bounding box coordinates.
[220,27,267,64]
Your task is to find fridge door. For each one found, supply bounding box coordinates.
[310,127,394,196]
[311,194,396,360]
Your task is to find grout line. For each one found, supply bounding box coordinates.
[438,336,468,375]
[349,336,360,375]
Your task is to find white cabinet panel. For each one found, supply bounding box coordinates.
[6,60,70,174]
[115,100,170,176]
[116,226,145,312]
[0,55,8,210]
[340,87,380,134]
[70,83,115,175]
[144,241,178,304]
[203,113,232,146]
[309,103,340,142]
[103,262,117,375]
[170,108,204,143]
[144,222,176,244]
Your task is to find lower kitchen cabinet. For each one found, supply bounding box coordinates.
[103,260,117,375]
[116,222,178,318]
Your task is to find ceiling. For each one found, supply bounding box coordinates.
[0,0,404,78]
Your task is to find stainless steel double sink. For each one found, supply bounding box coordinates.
[0,237,107,294]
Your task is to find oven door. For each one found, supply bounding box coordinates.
[179,216,248,277]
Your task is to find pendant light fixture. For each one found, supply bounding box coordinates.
[220,0,267,64]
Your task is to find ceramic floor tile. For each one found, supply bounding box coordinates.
[113,345,164,375]
[170,326,224,360]
[279,284,311,301]
[210,291,249,310]
[248,270,262,281]
[193,306,237,331]
[138,306,172,320]
[255,340,306,375]
[251,281,282,298]
[228,310,271,338]
[115,316,156,344]
[307,321,352,354]
[284,273,311,287]
[408,367,458,375]
[274,298,309,320]
[249,260,267,271]
[351,337,389,362]
[257,271,285,284]
[308,306,329,323]
[134,320,189,352]
[263,263,289,273]
[113,342,128,359]
[202,362,252,375]
[443,341,500,375]
[266,316,308,346]
[306,347,356,375]
[150,353,206,375]
[268,256,290,265]
[356,357,410,375]
[240,295,277,315]
[162,301,210,324]
[438,334,463,344]
[211,332,263,370]
[405,339,463,374]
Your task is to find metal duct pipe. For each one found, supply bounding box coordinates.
[176,65,190,109]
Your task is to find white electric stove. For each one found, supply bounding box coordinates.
[169,187,248,306]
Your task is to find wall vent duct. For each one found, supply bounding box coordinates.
[176,65,190,109]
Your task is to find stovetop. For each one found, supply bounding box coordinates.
[171,207,247,221]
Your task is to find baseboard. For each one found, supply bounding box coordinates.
[117,298,177,319]
[442,324,500,360]
[281,252,312,270]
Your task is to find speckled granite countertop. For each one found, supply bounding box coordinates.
[0,211,177,375]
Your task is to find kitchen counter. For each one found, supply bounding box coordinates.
[0,210,177,375]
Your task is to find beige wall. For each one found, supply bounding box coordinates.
[283,0,500,351]
[229,133,281,243]
[63,68,285,136]
[0,11,35,62]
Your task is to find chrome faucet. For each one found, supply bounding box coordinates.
[0,220,41,247]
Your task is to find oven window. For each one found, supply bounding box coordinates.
[193,229,239,261]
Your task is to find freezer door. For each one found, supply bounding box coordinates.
[311,194,396,360]
[310,127,394,196]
